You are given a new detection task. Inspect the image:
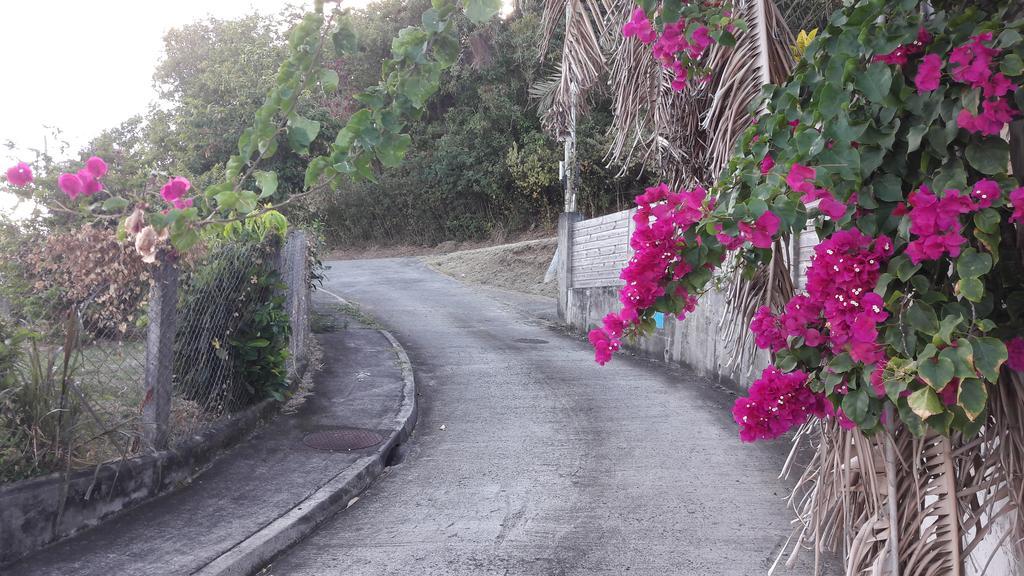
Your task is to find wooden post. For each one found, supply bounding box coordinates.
[142,259,178,451]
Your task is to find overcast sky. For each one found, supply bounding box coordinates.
[0,0,380,163]
[0,0,378,217]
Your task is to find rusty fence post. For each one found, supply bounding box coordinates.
[142,258,178,451]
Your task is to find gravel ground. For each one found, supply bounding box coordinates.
[422,237,558,298]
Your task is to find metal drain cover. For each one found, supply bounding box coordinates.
[514,338,549,344]
[302,429,384,451]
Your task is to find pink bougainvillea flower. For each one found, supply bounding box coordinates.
[949,33,999,87]
[750,306,786,352]
[76,169,102,196]
[786,163,816,195]
[58,172,84,198]
[85,156,108,178]
[914,54,943,92]
[818,193,848,220]
[171,197,194,210]
[622,8,657,45]
[733,367,825,442]
[1011,188,1024,224]
[958,99,1019,135]
[971,179,1001,209]
[588,328,620,366]
[687,26,713,58]
[738,211,780,249]
[760,154,775,175]
[5,162,33,187]
[1008,337,1024,372]
[160,176,191,202]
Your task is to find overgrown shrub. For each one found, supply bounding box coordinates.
[2,224,149,337]
[173,224,292,412]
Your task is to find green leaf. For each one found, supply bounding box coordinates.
[965,138,1010,175]
[102,197,130,212]
[957,378,987,421]
[918,356,955,390]
[247,338,271,348]
[842,387,870,424]
[974,208,1001,234]
[171,228,200,252]
[857,63,893,104]
[898,396,926,436]
[318,69,340,93]
[941,345,975,379]
[906,300,939,334]
[254,171,278,199]
[906,123,928,153]
[1001,53,1024,76]
[895,256,921,282]
[958,277,984,302]
[236,190,259,214]
[287,115,321,155]
[956,248,992,279]
[214,190,239,211]
[829,353,855,373]
[226,155,245,182]
[872,173,903,202]
[462,0,501,23]
[376,132,412,168]
[970,336,1008,382]
[936,314,963,345]
[908,387,944,420]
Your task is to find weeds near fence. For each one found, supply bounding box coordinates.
[0,216,311,481]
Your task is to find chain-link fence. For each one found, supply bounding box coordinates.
[0,225,311,482]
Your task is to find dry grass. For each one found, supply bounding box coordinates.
[423,237,558,298]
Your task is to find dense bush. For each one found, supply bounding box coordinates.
[173,224,291,411]
[0,223,149,337]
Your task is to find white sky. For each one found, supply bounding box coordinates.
[1,0,340,160]
[0,0,373,217]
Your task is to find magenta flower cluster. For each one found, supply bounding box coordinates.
[873,27,932,66]
[950,33,1019,134]
[904,183,1008,264]
[621,8,714,91]
[160,176,194,210]
[751,230,893,366]
[5,162,33,187]
[58,157,108,199]
[786,163,847,220]
[875,29,1019,133]
[731,367,831,442]
[588,183,708,364]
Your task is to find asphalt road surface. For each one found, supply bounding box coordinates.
[264,258,819,576]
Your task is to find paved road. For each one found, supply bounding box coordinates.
[265,258,816,576]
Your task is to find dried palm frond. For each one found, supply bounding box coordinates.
[703,0,795,178]
[718,237,795,381]
[780,378,1024,576]
[536,0,616,138]
[774,0,843,33]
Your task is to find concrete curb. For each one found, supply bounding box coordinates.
[190,292,418,576]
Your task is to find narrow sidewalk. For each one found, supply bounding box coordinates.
[5,297,416,576]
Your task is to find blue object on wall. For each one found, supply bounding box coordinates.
[654,312,665,329]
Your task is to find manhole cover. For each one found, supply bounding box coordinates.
[302,429,384,451]
[514,338,549,344]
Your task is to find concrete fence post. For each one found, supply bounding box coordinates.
[557,212,583,322]
[278,230,310,383]
[142,258,178,451]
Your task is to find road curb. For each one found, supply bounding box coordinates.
[191,293,417,576]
